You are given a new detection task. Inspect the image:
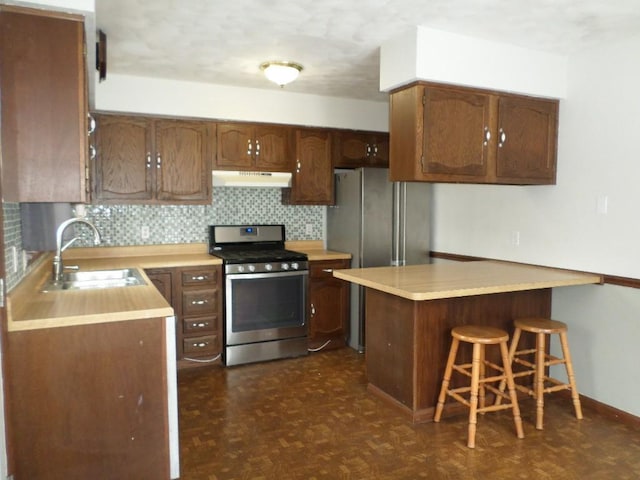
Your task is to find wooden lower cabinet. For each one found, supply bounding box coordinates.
[7,318,173,479]
[308,259,350,351]
[146,265,223,369]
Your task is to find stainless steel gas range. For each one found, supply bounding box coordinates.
[209,224,309,366]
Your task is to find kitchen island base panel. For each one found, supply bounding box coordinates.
[365,287,550,423]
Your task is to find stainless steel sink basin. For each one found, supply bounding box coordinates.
[42,268,147,291]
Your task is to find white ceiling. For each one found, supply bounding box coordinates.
[95,0,640,102]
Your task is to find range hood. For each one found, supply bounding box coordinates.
[212,170,292,188]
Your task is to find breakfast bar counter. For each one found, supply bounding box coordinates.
[333,260,601,423]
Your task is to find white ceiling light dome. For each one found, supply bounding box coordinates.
[260,61,303,87]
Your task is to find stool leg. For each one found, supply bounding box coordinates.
[434,338,459,422]
[495,327,522,406]
[479,343,486,412]
[559,331,583,420]
[500,340,524,440]
[468,343,482,448]
[535,332,546,430]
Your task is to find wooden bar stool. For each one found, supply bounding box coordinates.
[434,325,524,448]
[499,317,583,430]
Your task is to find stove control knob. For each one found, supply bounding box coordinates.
[281,263,290,270]
[291,262,299,270]
[248,264,256,272]
[265,263,273,271]
[237,265,245,273]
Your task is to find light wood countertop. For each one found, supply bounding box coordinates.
[286,240,351,261]
[8,241,351,332]
[333,260,602,301]
[7,243,220,332]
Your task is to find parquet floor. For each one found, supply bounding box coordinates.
[178,348,640,480]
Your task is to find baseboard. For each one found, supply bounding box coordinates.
[558,390,640,427]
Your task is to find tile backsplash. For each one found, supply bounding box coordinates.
[3,187,325,291]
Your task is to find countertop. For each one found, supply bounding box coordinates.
[8,241,350,332]
[332,260,602,301]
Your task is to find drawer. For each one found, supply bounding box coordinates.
[183,335,218,356]
[310,260,350,279]
[183,315,218,334]
[181,268,217,287]
[182,289,217,316]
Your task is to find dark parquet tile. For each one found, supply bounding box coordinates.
[178,348,640,480]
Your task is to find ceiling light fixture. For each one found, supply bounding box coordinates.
[260,61,303,87]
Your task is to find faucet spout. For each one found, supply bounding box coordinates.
[53,218,102,282]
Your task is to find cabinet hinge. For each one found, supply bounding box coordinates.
[420,156,425,169]
[422,94,426,105]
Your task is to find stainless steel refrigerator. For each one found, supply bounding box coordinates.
[327,168,432,352]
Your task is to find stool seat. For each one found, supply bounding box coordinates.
[453,325,509,344]
[434,325,524,448]
[515,317,567,334]
[497,317,582,430]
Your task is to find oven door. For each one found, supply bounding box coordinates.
[225,270,308,346]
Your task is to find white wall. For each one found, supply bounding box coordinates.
[95,74,389,132]
[380,26,567,99]
[431,33,640,416]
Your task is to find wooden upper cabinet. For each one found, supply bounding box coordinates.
[93,115,153,201]
[216,122,291,171]
[333,130,389,168]
[422,87,491,179]
[389,82,558,185]
[155,120,213,202]
[287,129,333,205]
[495,95,558,183]
[92,114,214,204]
[0,7,88,202]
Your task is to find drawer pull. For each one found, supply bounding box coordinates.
[192,341,209,348]
[322,268,333,273]
[191,275,207,281]
[191,299,208,305]
[193,322,209,328]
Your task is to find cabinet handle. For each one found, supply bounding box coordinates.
[366,144,371,157]
[191,299,208,305]
[296,160,301,173]
[498,128,507,148]
[483,127,491,146]
[322,268,333,273]
[191,275,207,281]
[192,341,209,348]
[373,144,378,155]
[193,322,209,328]
[146,152,151,168]
[89,145,97,160]
[255,139,260,156]
[310,303,315,317]
[247,139,252,155]
[87,114,96,135]
[156,153,162,168]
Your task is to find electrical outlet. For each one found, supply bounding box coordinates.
[511,231,520,247]
[305,224,313,236]
[141,225,150,239]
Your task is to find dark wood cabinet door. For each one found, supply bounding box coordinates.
[93,115,153,201]
[0,7,87,202]
[334,131,389,168]
[291,129,333,205]
[215,123,254,169]
[254,125,292,171]
[309,259,350,350]
[145,269,173,303]
[423,86,491,178]
[155,120,212,203]
[495,95,558,183]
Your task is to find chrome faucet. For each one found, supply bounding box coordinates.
[52,218,102,282]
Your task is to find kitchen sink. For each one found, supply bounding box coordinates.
[42,268,147,291]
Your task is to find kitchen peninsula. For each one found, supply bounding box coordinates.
[333,260,602,423]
